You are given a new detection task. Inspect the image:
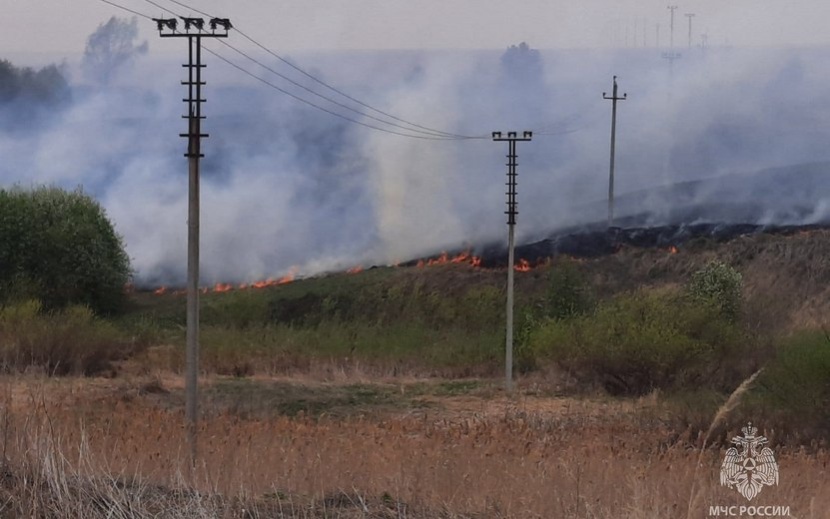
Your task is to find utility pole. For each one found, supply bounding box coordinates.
[685,13,695,49]
[662,6,682,71]
[153,15,231,468]
[603,77,626,227]
[667,5,678,49]
[492,131,532,394]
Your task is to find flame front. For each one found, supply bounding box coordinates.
[416,251,483,269]
[514,259,531,272]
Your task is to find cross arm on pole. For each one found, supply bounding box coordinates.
[155,17,231,38]
[492,131,533,142]
[603,76,628,101]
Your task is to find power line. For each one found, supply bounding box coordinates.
[127,0,474,139]
[98,0,154,19]
[152,0,481,139]
[202,45,470,140]
[214,39,476,139]
[167,0,210,17]
[532,109,605,136]
[94,0,574,141]
[143,0,178,18]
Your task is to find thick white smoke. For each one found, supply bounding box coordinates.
[3,21,830,286]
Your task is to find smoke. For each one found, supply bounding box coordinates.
[82,17,148,86]
[0,59,70,132]
[3,23,830,286]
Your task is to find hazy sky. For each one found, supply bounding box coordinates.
[5,0,830,59]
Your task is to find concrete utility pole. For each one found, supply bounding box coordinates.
[603,77,626,227]
[492,131,532,394]
[153,15,231,468]
[685,13,695,49]
[667,5,678,49]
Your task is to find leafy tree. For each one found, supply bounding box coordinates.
[0,59,70,131]
[82,16,148,85]
[687,260,743,321]
[0,186,131,314]
[545,260,594,320]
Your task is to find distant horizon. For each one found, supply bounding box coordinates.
[8,41,830,69]
[6,1,830,58]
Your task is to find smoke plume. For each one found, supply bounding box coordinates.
[2,21,830,286]
[82,17,148,86]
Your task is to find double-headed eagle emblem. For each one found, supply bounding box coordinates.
[720,422,779,501]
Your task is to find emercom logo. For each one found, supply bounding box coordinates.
[720,422,779,501]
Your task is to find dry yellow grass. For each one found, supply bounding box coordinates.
[1,374,828,518]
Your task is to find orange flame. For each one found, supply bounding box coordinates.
[450,252,469,264]
[347,266,364,274]
[514,259,531,272]
[427,252,450,266]
[213,283,234,293]
[669,246,678,254]
[153,286,168,296]
[415,251,483,269]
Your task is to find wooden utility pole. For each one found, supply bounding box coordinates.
[667,5,678,49]
[685,13,695,49]
[603,77,626,227]
[154,15,231,468]
[492,131,532,393]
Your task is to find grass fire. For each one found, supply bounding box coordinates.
[4,5,830,516]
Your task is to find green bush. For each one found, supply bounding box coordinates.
[0,300,132,375]
[745,331,830,440]
[528,288,750,395]
[544,260,594,320]
[0,186,130,314]
[687,260,743,321]
[513,261,595,373]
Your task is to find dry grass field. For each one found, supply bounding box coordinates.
[2,229,830,517]
[1,371,827,518]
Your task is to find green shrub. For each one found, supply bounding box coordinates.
[745,331,830,440]
[687,260,743,321]
[514,308,541,373]
[529,288,750,395]
[0,186,131,314]
[544,260,594,320]
[0,300,132,375]
[512,261,594,374]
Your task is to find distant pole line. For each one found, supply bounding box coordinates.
[492,131,533,394]
[685,13,696,49]
[662,7,682,70]
[667,5,678,49]
[153,14,232,469]
[603,77,627,228]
